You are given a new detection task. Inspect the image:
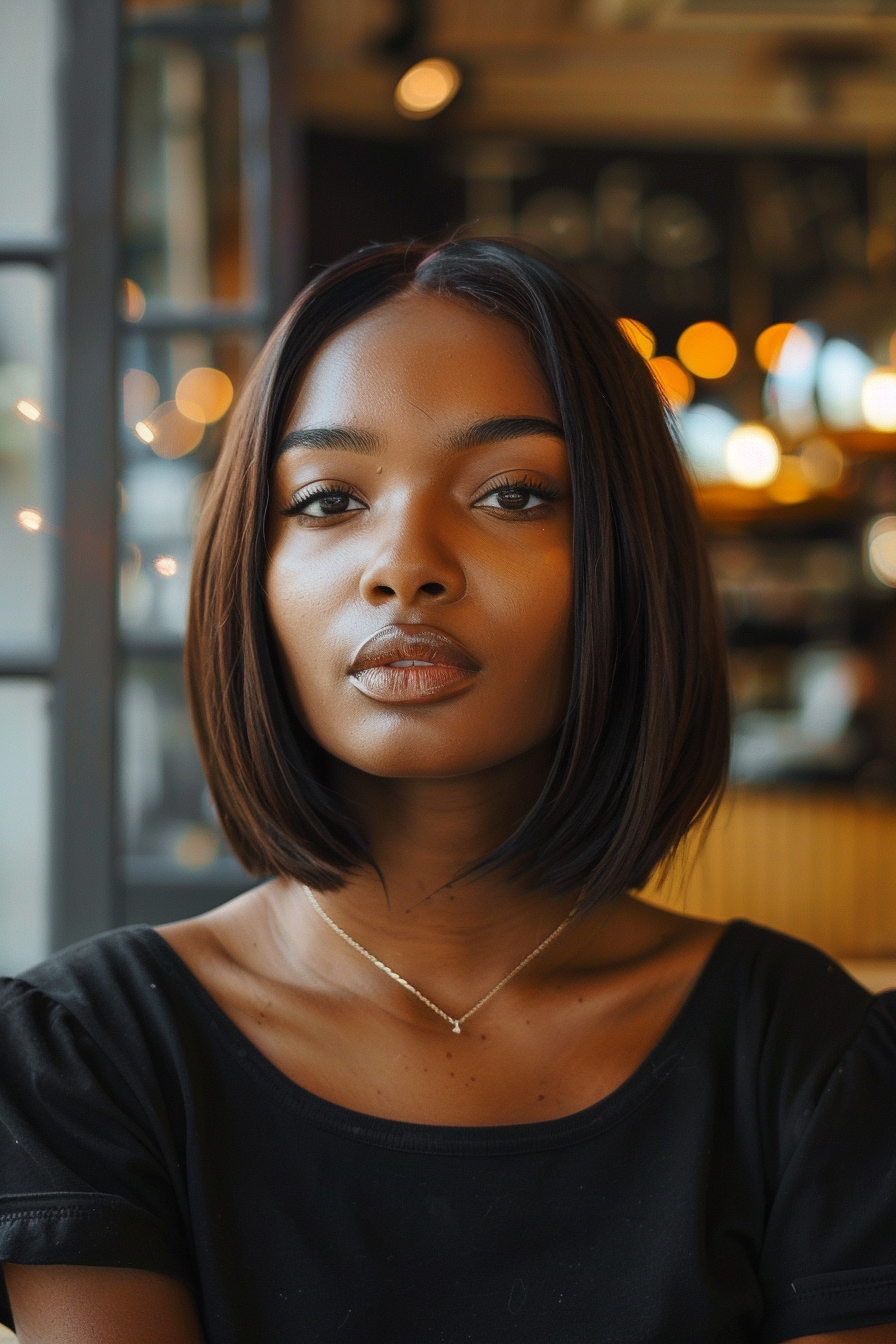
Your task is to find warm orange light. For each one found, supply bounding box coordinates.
[121,278,146,322]
[14,398,42,423]
[394,58,461,119]
[123,369,160,428]
[676,322,738,380]
[755,323,796,373]
[618,318,656,360]
[767,456,812,505]
[175,367,233,425]
[649,356,694,410]
[153,555,178,578]
[141,401,204,458]
[15,507,43,533]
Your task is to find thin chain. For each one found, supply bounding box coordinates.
[302,884,584,1034]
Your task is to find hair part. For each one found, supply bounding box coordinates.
[185,238,730,906]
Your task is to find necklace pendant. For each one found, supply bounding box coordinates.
[451,1020,461,1034]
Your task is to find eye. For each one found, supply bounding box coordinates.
[473,476,559,513]
[283,486,366,519]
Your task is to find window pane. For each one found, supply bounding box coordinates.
[120,656,242,880]
[122,34,269,312]
[118,328,261,642]
[0,0,58,242]
[0,680,51,974]
[0,266,55,657]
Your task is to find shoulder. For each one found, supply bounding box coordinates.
[0,926,203,1089]
[720,918,873,1039]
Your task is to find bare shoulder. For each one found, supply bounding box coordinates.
[155,880,286,992]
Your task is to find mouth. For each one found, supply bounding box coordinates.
[348,625,481,704]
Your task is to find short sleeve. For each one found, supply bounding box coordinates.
[760,990,896,1344]
[0,976,191,1328]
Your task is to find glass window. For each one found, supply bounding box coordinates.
[118,328,261,642]
[120,656,242,881]
[0,680,51,974]
[0,0,58,242]
[0,265,56,658]
[122,35,269,312]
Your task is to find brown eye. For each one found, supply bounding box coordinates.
[475,483,550,512]
[494,487,531,510]
[288,489,365,518]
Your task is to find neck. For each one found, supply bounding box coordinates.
[274,743,584,999]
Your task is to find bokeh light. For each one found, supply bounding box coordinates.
[676,322,737,380]
[799,436,843,490]
[122,369,160,428]
[121,278,146,322]
[141,401,204,458]
[394,59,461,119]
[754,323,795,373]
[725,423,781,488]
[14,398,41,423]
[174,367,234,425]
[767,456,812,505]
[861,367,896,431]
[867,516,896,587]
[15,507,43,533]
[649,355,694,410]
[617,318,655,359]
[816,339,873,430]
[153,555,178,578]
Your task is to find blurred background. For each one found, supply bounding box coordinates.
[1,0,895,985]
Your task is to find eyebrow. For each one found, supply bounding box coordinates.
[277,415,564,457]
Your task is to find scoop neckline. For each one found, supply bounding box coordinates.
[136,918,751,1156]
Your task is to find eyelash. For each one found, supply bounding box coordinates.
[281,473,561,520]
[472,473,562,509]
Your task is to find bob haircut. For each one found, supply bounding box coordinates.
[186,238,730,906]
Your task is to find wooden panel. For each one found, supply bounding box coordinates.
[642,789,896,959]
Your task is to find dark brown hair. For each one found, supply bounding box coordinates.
[185,238,730,904]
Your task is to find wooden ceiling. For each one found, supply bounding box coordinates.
[297,0,896,145]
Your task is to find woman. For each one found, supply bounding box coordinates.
[1,240,895,1344]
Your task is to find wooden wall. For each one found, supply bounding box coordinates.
[642,789,896,961]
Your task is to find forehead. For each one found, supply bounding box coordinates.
[288,291,556,428]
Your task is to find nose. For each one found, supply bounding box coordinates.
[358,497,466,608]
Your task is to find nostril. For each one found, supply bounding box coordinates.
[420,582,446,597]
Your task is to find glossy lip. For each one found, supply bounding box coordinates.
[348,624,481,703]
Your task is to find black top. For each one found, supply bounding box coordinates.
[1,921,895,1344]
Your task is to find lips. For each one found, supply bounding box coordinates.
[349,625,481,703]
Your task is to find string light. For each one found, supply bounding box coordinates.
[676,322,738,380]
[15,507,43,533]
[14,398,42,423]
[153,555,178,578]
[394,59,461,119]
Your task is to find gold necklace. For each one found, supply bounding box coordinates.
[302,884,584,1034]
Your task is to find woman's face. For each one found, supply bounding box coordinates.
[266,290,574,780]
